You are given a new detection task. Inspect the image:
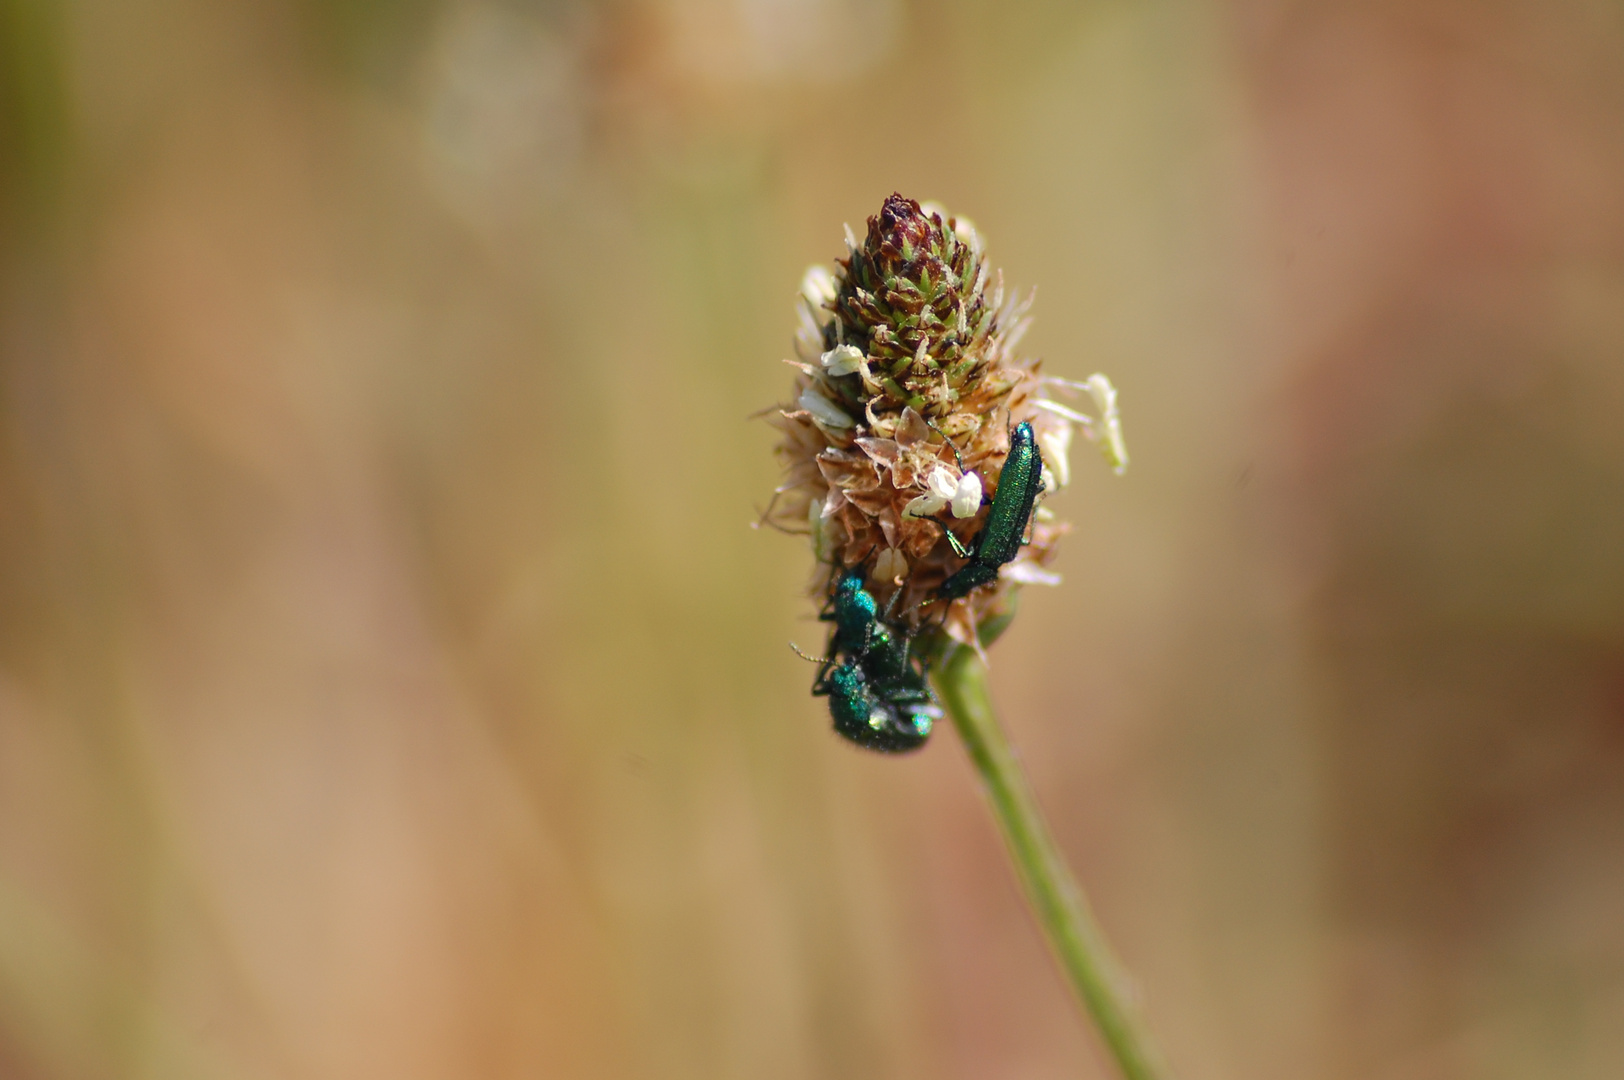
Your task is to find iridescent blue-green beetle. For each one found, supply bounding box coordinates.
[934,420,1045,601]
[821,568,916,682]
[814,657,936,753]
[797,568,941,753]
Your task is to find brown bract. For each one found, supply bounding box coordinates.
[764,194,1073,648]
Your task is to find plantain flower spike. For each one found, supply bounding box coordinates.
[764,194,1126,649]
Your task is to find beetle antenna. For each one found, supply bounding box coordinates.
[923,417,967,473]
[922,515,973,560]
[789,642,831,665]
[882,580,906,620]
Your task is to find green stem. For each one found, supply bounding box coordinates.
[933,645,1170,1080]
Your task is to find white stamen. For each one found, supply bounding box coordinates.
[1001,561,1062,586]
[1084,374,1129,475]
[1031,374,1128,476]
[953,215,982,256]
[798,388,854,428]
[820,344,866,376]
[808,496,828,563]
[1032,397,1096,433]
[904,465,973,520]
[800,265,837,326]
[873,547,908,582]
[950,471,982,518]
[901,496,935,519]
[925,466,958,501]
[1036,422,1072,491]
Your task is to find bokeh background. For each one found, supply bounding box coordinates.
[2,1,1623,1077]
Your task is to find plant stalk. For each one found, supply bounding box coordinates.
[933,644,1169,1080]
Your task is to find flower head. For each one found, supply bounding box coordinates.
[765,194,1125,648]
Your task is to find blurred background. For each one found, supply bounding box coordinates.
[2,0,1623,1077]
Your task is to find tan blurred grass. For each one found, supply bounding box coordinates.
[1,1,1623,1078]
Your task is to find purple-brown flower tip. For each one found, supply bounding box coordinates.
[871,193,937,274]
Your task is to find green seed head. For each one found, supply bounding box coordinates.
[829,195,994,416]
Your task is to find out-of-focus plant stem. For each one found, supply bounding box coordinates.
[933,645,1170,1080]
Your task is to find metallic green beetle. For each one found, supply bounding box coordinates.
[935,420,1045,602]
